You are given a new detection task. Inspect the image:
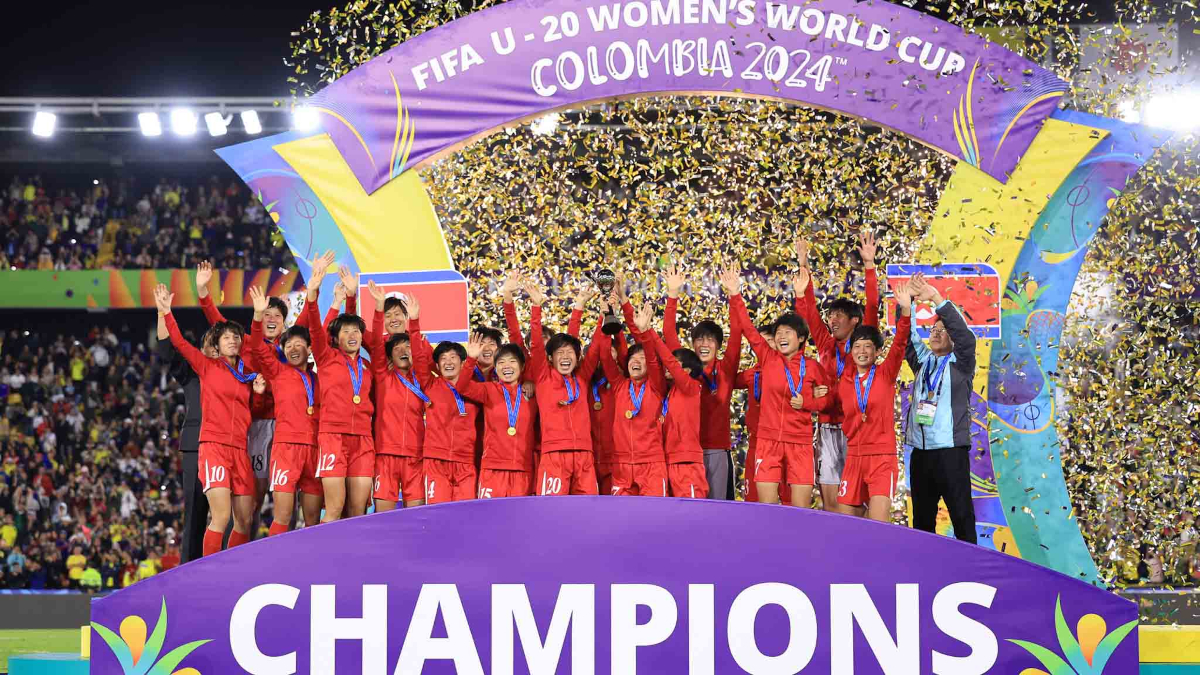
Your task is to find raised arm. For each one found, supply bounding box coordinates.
[599,332,623,384]
[722,268,770,362]
[407,313,437,389]
[457,344,490,402]
[903,302,930,373]
[362,281,387,359]
[914,273,977,374]
[578,318,608,384]
[525,277,548,382]
[882,281,914,380]
[649,330,700,395]
[858,230,880,328]
[662,263,685,351]
[568,281,596,338]
[155,284,206,376]
[248,287,283,379]
[631,303,667,395]
[194,261,227,326]
[305,253,334,363]
[720,297,744,376]
[793,266,835,356]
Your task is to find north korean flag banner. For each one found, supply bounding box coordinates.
[885,263,1002,340]
[358,270,470,343]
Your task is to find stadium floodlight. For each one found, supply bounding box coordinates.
[1144,92,1200,132]
[205,112,230,137]
[240,110,262,135]
[170,108,198,136]
[1117,100,1140,124]
[31,111,56,138]
[138,112,163,137]
[292,105,320,131]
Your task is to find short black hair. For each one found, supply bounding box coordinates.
[212,321,244,345]
[327,314,366,347]
[385,332,410,356]
[690,320,724,347]
[494,343,526,367]
[827,298,865,325]
[627,343,645,360]
[545,333,582,362]
[672,348,705,379]
[475,326,504,346]
[757,321,777,335]
[527,325,556,345]
[773,313,810,344]
[265,297,288,317]
[384,296,408,315]
[280,325,311,348]
[433,341,467,363]
[849,325,884,350]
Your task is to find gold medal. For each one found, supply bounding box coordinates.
[861,412,868,423]
[558,400,569,406]
[593,401,603,410]
[353,395,361,404]
[306,406,314,416]
[507,426,517,436]
[625,410,633,419]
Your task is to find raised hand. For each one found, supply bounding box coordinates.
[894,278,914,309]
[606,291,620,311]
[792,267,811,296]
[793,236,810,269]
[465,333,483,359]
[911,272,942,304]
[522,275,545,306]
[573,282,598,311]
[405,293,421,321]
[367,280,387,311]
[858,229,877,270]
[500,270,521,302]
[718,265,742,296]
[664,262,685,299]
[307,250,334,298]
[614,269,629,302]
[332,281,347,306]
[195,261,213,298]
[249,286,269,315]
[253,375,267,394]
[337,264,358,296]
[153,283,174,315]
[633,302,654,333]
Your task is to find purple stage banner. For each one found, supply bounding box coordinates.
[90,498,1137,674]
[307,0,1066,193]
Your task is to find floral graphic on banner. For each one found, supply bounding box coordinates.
[1008,595,1138,675]
[91,598,211,675]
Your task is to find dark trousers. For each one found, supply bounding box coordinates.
[180,452,209,563]
[910,445,977,544]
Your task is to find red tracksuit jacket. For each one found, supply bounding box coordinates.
[583,305,631,467]
[730,294,831,444]
[527,305,604,454]
[367,330,427,458]
[165,313,252,447]
[646,331,703,465]
[838,312,911,456]
[201,292,350,421]
[410,320,477,464]
[306,293,380,437]
[250,319,319,446]
[663,297,743,450]
[733,366,763,445]
[599,329,666,465]
[795,268,879,425]
[457,358,537,472]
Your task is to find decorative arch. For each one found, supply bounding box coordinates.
[215,0,1173,584]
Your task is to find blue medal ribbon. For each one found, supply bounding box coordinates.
[270,339,286,364]
[222,359,258,384]
[628,381,646,417]
[474,365,487,382]
[854,365,876,420]
[922,356,950,400]
[447,382,467,416]
[297,369,315,409]
[346,355,364,400]
[835,340,850,378]
[783,357,807,399]
[700,367,718,393]
[661,396,669,417]
[502,384,521,429]
[395,370,430,405]
[753,371,761,403]
[592,376,608,403]
[562,375,580,405]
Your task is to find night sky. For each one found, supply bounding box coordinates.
[1,1,330,97]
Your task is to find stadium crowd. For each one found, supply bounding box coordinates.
[1,175,294,272]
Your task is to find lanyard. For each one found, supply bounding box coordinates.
[752,371,761,403]
[474,365,487,382]
[297,368,315,410]
[270,339,286,364]
[346,355,364,401]
[855,365,876,419]
[628,381,646,417]
[592,376,608,402]
[661,395,669,418]
[447,381,467,416]
[922,356,950,400]
[561,375,580,405]
[700,367,718,393]
[222,359,257,384]
[835,340,850,378]
[394,369,430,405]
[783,357,806,399]
[502,384,521,431]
